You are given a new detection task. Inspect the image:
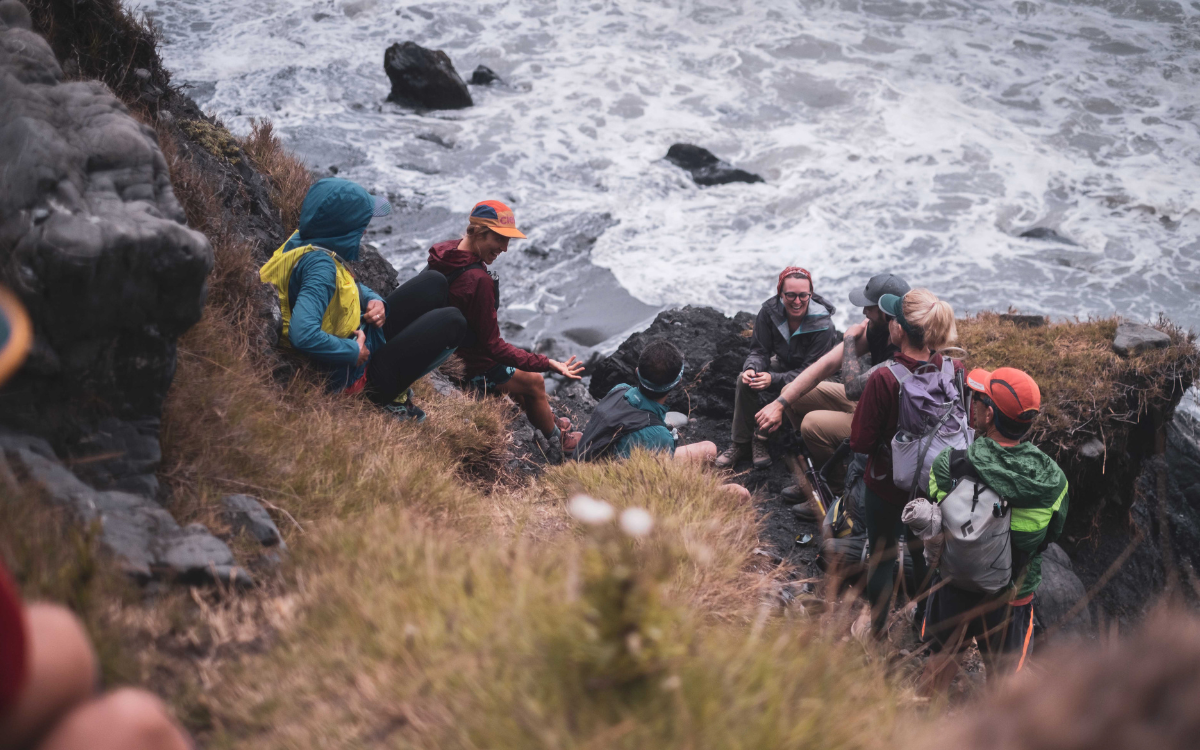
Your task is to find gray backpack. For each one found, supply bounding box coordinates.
[937,450,1012,594]
[888,359,972,498]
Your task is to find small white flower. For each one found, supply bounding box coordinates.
[619,507,654,537]
[569,494,615,525]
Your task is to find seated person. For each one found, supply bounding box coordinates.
[427,200,586,458]
[919,367,1068,694]
[574,339,751,502]
[754,273,911,518]
[716,266,840,471]
[260,178,468,422]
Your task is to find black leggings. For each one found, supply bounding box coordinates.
[366,271,467,404]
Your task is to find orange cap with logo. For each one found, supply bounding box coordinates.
[468,200,526,239]
[965,366,1041,426]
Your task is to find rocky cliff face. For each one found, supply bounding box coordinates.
[0,0,212,463]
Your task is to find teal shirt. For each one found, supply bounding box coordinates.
[608,386,676,459]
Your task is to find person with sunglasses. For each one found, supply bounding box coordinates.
[715,266,840,470]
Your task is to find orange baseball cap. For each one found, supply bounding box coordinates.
[965,367,1041,425]
[468,200,526,239]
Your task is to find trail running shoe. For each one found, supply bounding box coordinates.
[382,389,426,423]
[715,442,749,469]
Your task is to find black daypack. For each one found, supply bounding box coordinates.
[574,385,668,462]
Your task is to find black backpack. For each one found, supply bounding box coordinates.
[574,385,668,462]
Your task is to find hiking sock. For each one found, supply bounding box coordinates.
[542,425,561,441]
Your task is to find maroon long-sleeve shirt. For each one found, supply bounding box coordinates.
[849,351,964,507]
[427,240,551,378]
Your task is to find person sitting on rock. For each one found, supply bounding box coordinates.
[574,339,751,502]
[715,266,840,471]
[260,177,468,422]
[427,200,586,459]
[919,366,1068,694]
[753,272,911,520]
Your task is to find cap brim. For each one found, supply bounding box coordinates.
[848,288,874,307]
[965,368,992,395]
[877,293,901,317]
[489,226,527,239]
[371,195,392,217]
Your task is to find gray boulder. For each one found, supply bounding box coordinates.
[346,244,400,297]
[0,6,213,454]
[664,144,764,187]
[222,494,285,549]
[1113,321,1171,357]
[383,41,472,109]
[1035,543,1091,635]
[7,445,250,585]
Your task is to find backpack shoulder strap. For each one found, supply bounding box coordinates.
[440,261,486,286]
[885,360,912,386]
[947,449,976,482]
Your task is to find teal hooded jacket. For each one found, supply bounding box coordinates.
[281,178,385,390]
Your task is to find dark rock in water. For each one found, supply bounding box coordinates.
[347,244,401,297]
[384,41,473,109]
[0,15,212,453]
[222,494,286,549]
[664,144,764,187]
[999,313,1046,328]
[1019,227,1076,245]
[590,306,755,417]
[469,65,502,86]
[1035,543,1092,635]
[1113,321,1171,357]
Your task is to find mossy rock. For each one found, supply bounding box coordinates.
[179,119,241,165]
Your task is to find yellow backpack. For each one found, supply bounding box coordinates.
[259,239,361,346]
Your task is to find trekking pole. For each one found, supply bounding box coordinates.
[795,440,835,518]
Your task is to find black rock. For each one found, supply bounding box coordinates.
[1019,227,1077,245]
[589,306,755,417]
[999,313,1046,328]
[383,41,473,109]
[1034,543,1092,635]
[347,244,401,297]
[469,65,502,86]
[0,16,213,451]
[664,144,764,187]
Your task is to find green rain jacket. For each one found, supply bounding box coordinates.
[929,438,1069,599]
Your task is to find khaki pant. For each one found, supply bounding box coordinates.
[731,375,855,468]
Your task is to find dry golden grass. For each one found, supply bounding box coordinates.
[957,313,1199,462]
[242,119,314,232]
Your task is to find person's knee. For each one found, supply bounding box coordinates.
[420,269,449,300]
[26,604,98,704]
[439,308,469,346]
[44,689,189,750]
[720,483,752,503]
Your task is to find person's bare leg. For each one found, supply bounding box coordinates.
[496,370,556,436]
[720,483,752,502]
[0,604,97,750]
[36,689,190,750]
[673,441,716,464]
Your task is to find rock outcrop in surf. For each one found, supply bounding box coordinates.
[384,41,473,109]
[664,144,764,186]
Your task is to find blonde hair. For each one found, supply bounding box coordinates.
[901,288,957,352]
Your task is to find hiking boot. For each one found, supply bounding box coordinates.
[715,442,749,469]
[752,436,772,469]
[382,389,426,423]
[781,484,802,502]
[791,499,821,522]
[555,416,573,433]
[562,430,582,453]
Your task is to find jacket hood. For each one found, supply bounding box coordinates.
[967,438,1065,503]
[427,239,477,273]
[284,178,375,261]
[762,293,836,337]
